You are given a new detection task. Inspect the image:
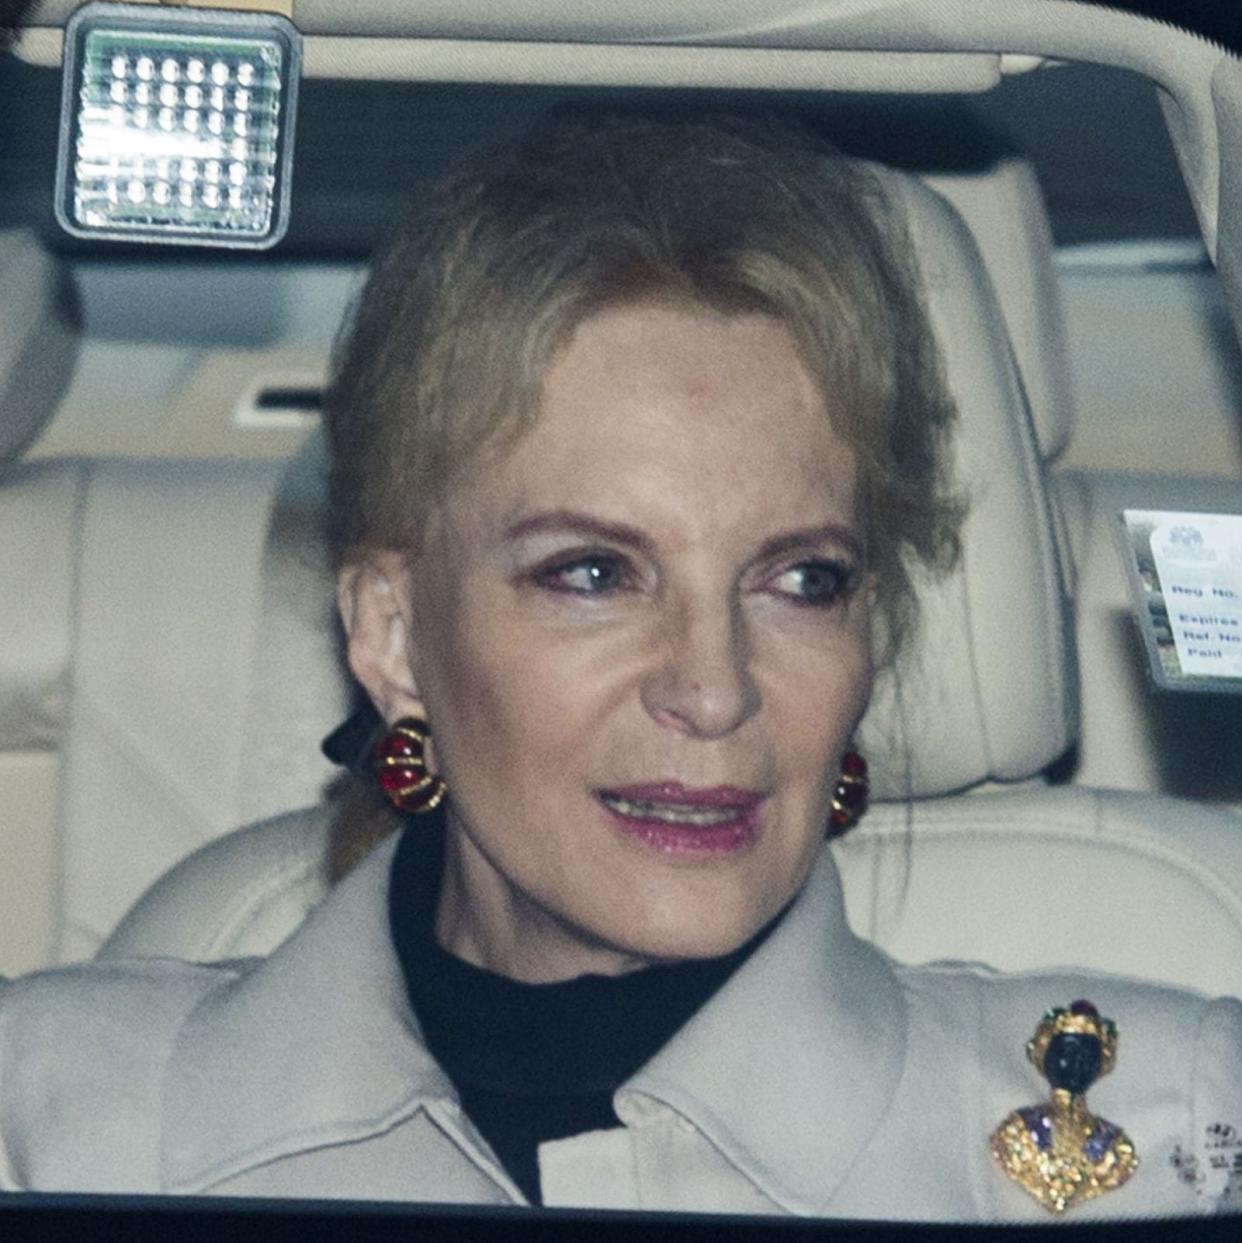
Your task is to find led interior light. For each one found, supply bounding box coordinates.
[55,2,301,249]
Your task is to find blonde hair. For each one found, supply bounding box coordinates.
[322,113,964,877]
[325,113,961,663]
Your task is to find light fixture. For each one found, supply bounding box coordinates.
[55,2,301,249]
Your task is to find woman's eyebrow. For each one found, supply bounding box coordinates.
[756,524,863,563]
[504,511,861,562]
[503,510,657,555]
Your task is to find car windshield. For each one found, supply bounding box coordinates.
[0,1,1240,1233]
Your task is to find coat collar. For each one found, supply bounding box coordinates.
[162,832,907,1207]
[618,848,907,1214]
[161,833,447,1192]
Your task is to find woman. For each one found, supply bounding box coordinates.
[1,114,1239,1220]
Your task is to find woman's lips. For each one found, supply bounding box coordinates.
[595,783,765,854]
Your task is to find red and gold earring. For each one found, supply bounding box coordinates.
[828,750,868,835]
[374,717,448,814]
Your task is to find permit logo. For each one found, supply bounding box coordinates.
[1160,525,1216,564]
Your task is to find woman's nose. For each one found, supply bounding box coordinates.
[640,603,761,739]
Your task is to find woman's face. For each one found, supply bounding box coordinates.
[345,300,873,982]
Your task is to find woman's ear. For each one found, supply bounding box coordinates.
[338,552,425,724]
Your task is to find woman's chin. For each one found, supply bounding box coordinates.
[560,796,813,968]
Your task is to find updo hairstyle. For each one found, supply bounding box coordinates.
[325,112,961,661]
[321,113,964,876]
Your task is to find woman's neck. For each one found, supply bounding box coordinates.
[434,816,660,983]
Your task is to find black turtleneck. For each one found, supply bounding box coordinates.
[387,805,780,1206]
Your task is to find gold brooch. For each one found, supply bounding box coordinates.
[990,1000,1139,1214]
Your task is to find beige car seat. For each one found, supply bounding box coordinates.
[0,230,80,974]
[90,170,1242,1001]
[0,155,1078,972]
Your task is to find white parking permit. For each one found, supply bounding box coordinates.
[1120,509,1242,693]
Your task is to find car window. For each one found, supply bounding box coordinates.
[0,0,1240,1228]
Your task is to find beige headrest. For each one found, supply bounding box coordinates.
[0,231,78,463]
[926,159,1073,462]
[857,171,1076,797]
[0,460,82,751]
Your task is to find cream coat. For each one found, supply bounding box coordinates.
[2,835,1240,1220]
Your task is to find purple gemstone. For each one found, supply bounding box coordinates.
[1018,1106,1053,1151]
[1070,999,1100,1018]
[1083,1121,1118,1163]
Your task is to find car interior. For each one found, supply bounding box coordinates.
[1,0,1241,1181]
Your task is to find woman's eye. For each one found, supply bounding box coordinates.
[770,560,855,607]
[538,554,630,596]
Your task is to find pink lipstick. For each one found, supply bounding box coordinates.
[595,783,765,854]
